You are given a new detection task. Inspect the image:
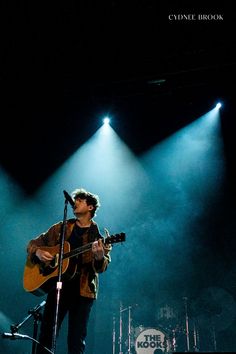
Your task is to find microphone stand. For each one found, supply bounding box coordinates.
[1,301,52,354]
[10,300,45,336]
[30,302,46,354]
[51,195,69,353]
[2,332,54,353]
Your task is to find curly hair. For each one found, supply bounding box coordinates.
[71,188,101,217]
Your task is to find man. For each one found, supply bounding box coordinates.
[26,188,111,354]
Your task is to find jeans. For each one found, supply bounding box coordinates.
[36,276,94,354]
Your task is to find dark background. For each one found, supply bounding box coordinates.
[1,1,236,354]
[1,0,235,195]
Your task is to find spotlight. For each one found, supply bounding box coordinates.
[215,102,222,109]
[103,117,110,125]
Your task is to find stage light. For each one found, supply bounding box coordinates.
[216,102,222,109]
[103,117,110,125]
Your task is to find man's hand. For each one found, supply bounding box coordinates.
[36,249,54,263]
[92,239,104,261]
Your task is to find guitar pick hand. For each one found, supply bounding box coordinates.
[36,249,54,262]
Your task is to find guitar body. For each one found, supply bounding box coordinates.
[23,241,77,296]
[23,232,125,296]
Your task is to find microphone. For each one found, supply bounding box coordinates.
[63,190,75,209]
[2,332,29,340]
[28,300,46,314]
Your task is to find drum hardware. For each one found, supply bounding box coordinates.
[114,298,208,353]
[211,321,217,352]
[156,304,177,322]
[183,297,190,352]
[119,302,124,354]
[192,320,200,352]
[118,302,136,354]
[113,315,116,354]
[170,328,177,352]
[128,306,132,354]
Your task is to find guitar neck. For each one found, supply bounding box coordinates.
[62,232,125,260]
[63,242,93,260]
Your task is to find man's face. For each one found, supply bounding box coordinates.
[74,197,93,216]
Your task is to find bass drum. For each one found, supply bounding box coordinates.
[135,327,171,354]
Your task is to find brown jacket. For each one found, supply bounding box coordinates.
[27,219,111,299]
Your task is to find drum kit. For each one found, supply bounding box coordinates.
[113,298,201,354]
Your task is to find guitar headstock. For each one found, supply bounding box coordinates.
[105,232,126,244]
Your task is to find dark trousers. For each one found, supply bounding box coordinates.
[36,277,94,354]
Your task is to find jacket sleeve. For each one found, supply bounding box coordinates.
[26,222,62,260]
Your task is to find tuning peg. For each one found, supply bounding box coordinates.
[104,228,110,238]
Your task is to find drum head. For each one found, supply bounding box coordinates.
[135,327,170,354]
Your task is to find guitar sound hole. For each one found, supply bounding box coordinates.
[39,257,58,276]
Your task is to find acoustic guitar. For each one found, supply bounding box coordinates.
[23,232,125,296]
